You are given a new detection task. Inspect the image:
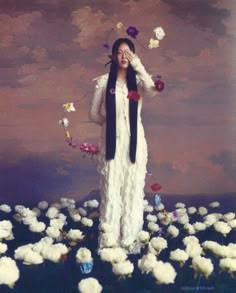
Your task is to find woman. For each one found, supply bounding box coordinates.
[90,38,158,254]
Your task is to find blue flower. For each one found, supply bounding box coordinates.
[126,26,139,39]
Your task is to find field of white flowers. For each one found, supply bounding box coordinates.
[0,194,236,293]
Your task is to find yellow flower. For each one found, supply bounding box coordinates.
[148,38,159,49]
[117,22,123,29]
[62,102,76,112]
[65,130,70,138]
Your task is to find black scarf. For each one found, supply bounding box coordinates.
[105,81,138,164]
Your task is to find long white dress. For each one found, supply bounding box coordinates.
[89,58,157,253]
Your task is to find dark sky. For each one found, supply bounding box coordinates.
[0,0,236,203]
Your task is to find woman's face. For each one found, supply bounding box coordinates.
[115,42,131,70]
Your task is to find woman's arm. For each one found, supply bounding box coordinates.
[89,75,107,126]
[130,57,157,97]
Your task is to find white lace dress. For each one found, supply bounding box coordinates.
[89,58,158,252]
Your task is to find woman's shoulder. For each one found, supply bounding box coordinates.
[93,73,109,88]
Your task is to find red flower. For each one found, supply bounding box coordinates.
[154,79,165,92]
[127,90,141,102]
[151,183,162,192]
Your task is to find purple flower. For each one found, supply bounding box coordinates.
[102,43,110,51]
[126,26,139,39]
[158,228,163,236]
[156,74,162,79]
[109,88,115,94]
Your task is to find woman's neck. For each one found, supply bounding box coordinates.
[117,68,127,81]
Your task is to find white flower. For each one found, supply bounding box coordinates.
[62,102,76,112]
[46,226,61,239]
[219,258,236,274]
[0,220,13,240]
[37,201,49,210]
[209,201,220,208]
[138,231,150,244]
[50,218,65,230]
[100,247,127,263]
[192,256,214,279]
[76,247,93,263]
[214,221,231,237]
[46,207,59,219]
[66,229,84,241]
[153,26,166,40]
[41,244,68,262]
[167,225,179,238]
[138,253,158,274]
[148,237,167,254]
[193,222,207,232]
[143,199,149,206]
[0,243,8,254]
[78,207,87,217]
[146,214,157,222]
[81,217,93,227]
[83,199,99,209]
[175,202,185,209]
[184,223,196,235]
[186,243,203,258]
[78,277,102,293]
[58,117,69,127]
[29,221,46,233]
[170,249,189,266]
[198,207,208,216]
[223,212,235,222]
[0,204,11,213]
[144,205,154,213]
[112,260,134,277]
[155,203,164,211]
[203,214,218,227]
[23,250,44,265]
[70,212,81,222]
[202,241,228,258]
[183,236,199,246]
[228,219,236,229]
[188,207,197,215]
[0,257,20,288]
[148,38,159,49]
[177,214,189,225]
[152,261,176,284]
[14,244,34,260]
[147,222,159,233]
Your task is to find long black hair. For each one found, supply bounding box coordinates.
[105,38,138,163]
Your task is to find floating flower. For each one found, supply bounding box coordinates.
[148,38,159,49]
[219,258,236,275]
[100,247,127,263]
[213,221,231,237]
[126,26,139,39]
[209,201,220,208]
[127,90,141,102]
[116,22,123,29]
[109,88,115,94]
[62,102,76,112]
[154,79,165,92]
[59,117,69,127]
[0,204,11,213]
[79,143,99,156]
[151,183,162,192]
[138,231,150,244]
[148,237,167,254]
[153,26,166,40]
[102,43,110,51]
[154,194,161,207]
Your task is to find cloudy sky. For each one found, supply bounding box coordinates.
[0,0,236,203]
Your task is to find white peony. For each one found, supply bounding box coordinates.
[46,207,59,219]
[0,257,20,288]
[214,221,231,236]
[193,222,207,232]
[188,207,197,215]
[198,207,208,216]
[146,214,157,223]
[81,217,93,227]
[147,222,159,233]
[0,204,11,213]
[209,201,220,208]
[112,260,134,277]
[78,277,102,293]
[144,205,154,213]
[170,249,189,266]
[153,26,166,40]
[152,261,176,284]
[76,247,93,263]
[223,212,235,222]
[219,258,236,274]
[148,237,167,254]
[138,231,150,244]
[37,201,49,210]
[192,256,214,279]
[184,223,196,235]
[66,229,84,241]
[167,225,179,238]
[100,247,127,264]
[138,253,158,274]
[185,243,203,258]
[0,242,8,254]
